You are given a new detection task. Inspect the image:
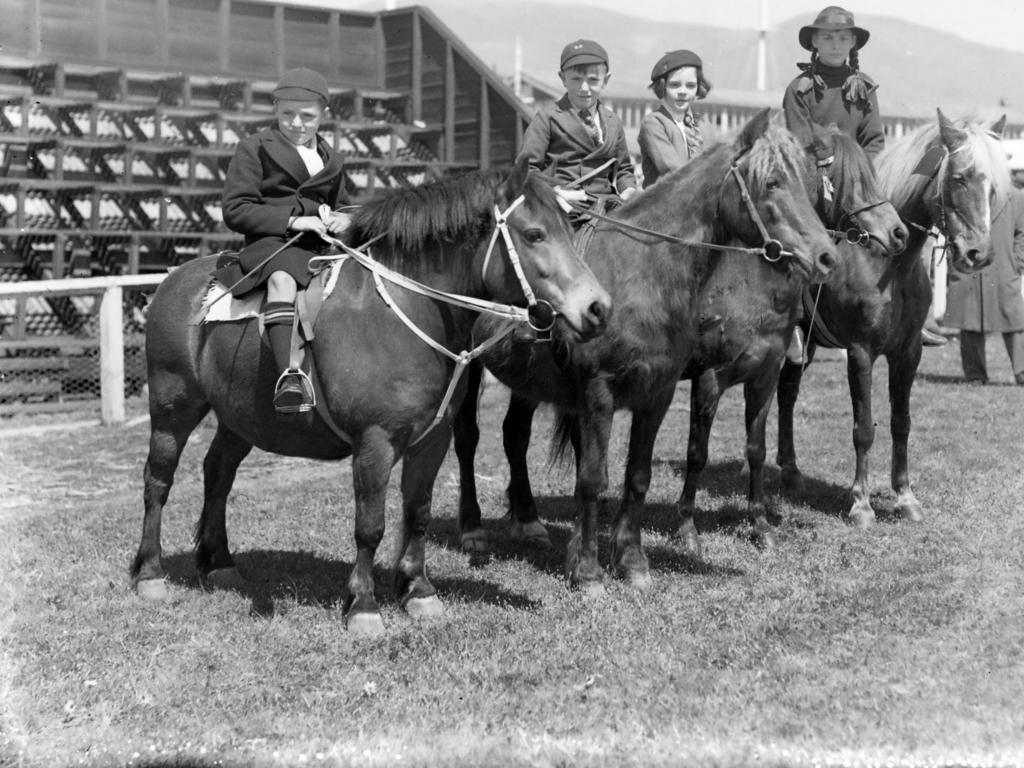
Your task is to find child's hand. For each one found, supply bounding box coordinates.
[289,216,327,236]
[620,187,638,202]
[325,212,352,235]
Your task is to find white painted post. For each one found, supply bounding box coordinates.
[99,285,125,425]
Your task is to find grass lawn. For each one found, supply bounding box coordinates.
[1,339,1022,767]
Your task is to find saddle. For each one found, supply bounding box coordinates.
[197,252,352,442]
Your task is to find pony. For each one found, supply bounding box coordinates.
[130,160,612,635]
[671,124,907,554]
[453,109,838,592]
[776,110,1011,526]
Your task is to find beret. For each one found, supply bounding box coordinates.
[650,49,703,82]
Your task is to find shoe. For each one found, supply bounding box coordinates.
[274,370,314,414]
[1015,372,1024,386]
[786,326,805,365]
[963,376,988,385]
[921,327,948,347]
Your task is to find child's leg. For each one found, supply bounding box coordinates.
[263,271,311,412]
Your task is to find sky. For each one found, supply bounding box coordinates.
[316,0,1024,54]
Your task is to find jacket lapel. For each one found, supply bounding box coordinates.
[556,95,599,151]
[262,126,311,185]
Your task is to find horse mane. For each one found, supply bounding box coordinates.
[346,167,559,270]
[821,124,880,209]
[743,122,809,196]
[876,117,1012,210]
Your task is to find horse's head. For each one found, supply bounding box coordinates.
[810,124,907,257]
[878,110,1011,274]
[487,158,611,341]
[934,111,1010,272]
[721,109,839,282]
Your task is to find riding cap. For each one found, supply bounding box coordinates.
[560,39,609,70]
[273,67,329,102]
[799,6,870,51]
[650,50,703,82]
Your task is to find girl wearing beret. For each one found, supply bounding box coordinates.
[638,49,712,188]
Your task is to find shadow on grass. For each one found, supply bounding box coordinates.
[428,490,746,581]
[916,370,1018,387]
[160,548,539,615]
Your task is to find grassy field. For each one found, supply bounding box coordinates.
[1,340,1023,767]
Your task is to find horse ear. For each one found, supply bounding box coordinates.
[734,108,772,155]
[937,109,968,150]
[990,114,1007,138]
[505,156,531,198]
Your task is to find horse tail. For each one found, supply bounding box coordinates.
[548,408,578,470]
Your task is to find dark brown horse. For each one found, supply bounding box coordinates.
[672,124,907,554]
[776,111,1010,526]
[130,162,611,635]
[454,110,839,592]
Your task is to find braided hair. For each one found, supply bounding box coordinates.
[799,47,875,109]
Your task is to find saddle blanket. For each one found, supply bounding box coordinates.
[197,257,347,325]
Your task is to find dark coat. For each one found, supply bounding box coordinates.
[517,95,637,196]
[782,64,884,160]
[945,188,1024,333]
[217,125,347,296]
[637,106,702,188]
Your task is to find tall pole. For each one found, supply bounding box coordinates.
[514,35,522,99]
[756,0,768,91]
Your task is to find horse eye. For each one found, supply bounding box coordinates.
[951,173,965,184]
[766,179,781,191]
[524,229,545,244]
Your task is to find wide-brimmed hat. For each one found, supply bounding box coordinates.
[560,39,609,70]
[799,6,870,51]
[273,67,329,102]
[650,50,703,82]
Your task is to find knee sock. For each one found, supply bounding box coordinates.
[264,301,295,374]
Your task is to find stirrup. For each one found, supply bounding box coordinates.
[273,368,316,414]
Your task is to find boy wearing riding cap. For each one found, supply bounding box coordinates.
[638,49,712,188]
[219,66,351,414]
[517,39,637,216]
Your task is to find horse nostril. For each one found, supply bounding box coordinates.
[965,249,980,266]
[588,299,607,326]
[817,250,837,271]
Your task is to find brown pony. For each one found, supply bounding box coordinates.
[454,110,838,592]
[776,111,1011,526]
[130,161,611,635]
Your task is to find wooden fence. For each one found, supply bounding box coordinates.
[0,273,166,423]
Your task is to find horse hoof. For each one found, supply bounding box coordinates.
[204,567,246,591]
[578,580,607,599]
[674,528,703,557]
[848,506,876,528]
[404,595,444,619]
[346,611,386,637]
[897,499,925,523]
[753,528,778,550]
[624,568,653,592]
[511,520,551,548]
[460,529,490,554]
[136,578,169,601]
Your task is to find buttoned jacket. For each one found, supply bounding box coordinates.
[517,95,637,196]
[638,105,701,188]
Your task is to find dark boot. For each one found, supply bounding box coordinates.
[265,304,313,414]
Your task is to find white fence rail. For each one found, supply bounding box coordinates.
[0,274,167,424]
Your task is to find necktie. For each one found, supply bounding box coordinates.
[579,108,600,143]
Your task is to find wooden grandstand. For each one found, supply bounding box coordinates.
[0,0,532,407]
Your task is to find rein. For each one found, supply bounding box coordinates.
[564,163,795,263]
[310,193,553,447]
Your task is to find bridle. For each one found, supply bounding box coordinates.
[902,142,972,253]
[814,155,888,250]
[310,191,572,446]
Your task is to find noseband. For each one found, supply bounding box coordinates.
[481,195,557,333]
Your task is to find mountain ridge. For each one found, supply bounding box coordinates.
[418,0,1024,120]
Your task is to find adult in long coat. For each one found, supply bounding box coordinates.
[944,186,1024,384]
